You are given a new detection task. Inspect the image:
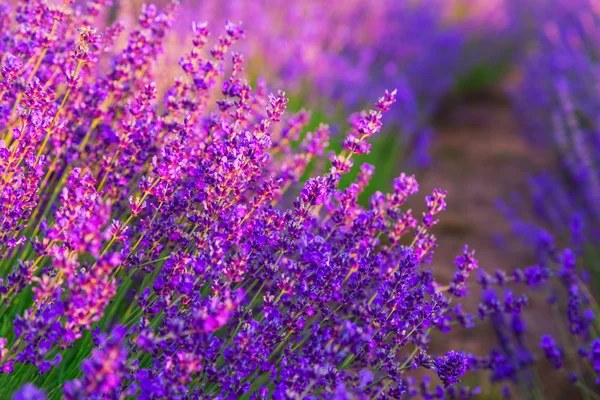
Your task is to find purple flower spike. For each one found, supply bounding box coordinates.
[13,384,46,400]
[540,334,563,369]
[433,351,468,387]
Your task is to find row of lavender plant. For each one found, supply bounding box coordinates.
[508,0,600,245]
[0,0,490,398]
[487,0,600,398]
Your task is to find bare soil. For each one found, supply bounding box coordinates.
[425,95,543,292]
[413,95,581,398]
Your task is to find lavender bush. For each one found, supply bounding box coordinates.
[0,1,496,398]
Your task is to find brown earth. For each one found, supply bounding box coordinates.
[425,94,543,285]
[412,94,583,399]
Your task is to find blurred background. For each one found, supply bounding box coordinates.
[71,0,600,397]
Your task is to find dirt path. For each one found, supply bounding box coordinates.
[412,97,579,397]
[424,97,543,284]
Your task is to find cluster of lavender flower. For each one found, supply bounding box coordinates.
[0,0,496,398]
[134,0,519,167]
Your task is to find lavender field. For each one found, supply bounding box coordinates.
[0,0,599,399]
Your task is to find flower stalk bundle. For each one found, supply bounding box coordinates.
[0,1,487,398]
[150,0,514,167]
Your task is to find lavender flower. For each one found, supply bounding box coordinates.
[63,326,129,399]
[540,334,563,369]
[449,245,479,297]
[433,351,468,387]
